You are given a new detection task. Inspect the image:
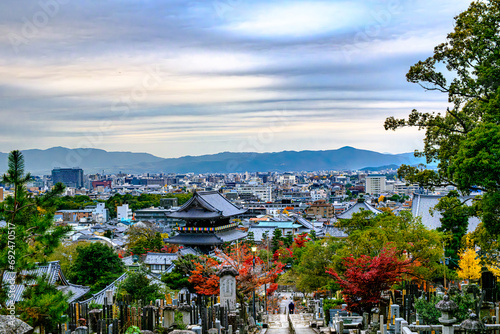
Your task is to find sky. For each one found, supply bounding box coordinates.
[0,0,473,158]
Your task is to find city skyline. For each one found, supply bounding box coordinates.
[0,0,472,158]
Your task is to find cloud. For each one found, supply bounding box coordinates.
[0,0,475,159]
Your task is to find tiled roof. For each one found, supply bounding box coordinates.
[2,261,90,304]
[143,253,179,265]
[80,272,164,305]
[411,194,480,231]
[167,191,246,219]
[166,233,225,245]
[336,201,381,219]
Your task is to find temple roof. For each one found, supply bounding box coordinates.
[411,193,479,231]
[166,233,224,245]
[3,261,90,304]
[167,191,247,219]
[336,201,381,219]
[166,229,247,246]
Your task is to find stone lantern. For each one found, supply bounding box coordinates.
[435,295,458,334]
[460,313,486,334]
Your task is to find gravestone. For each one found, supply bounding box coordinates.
[218,266,239,311]
[74,326,88,334]
[163,305,176,328]
[179,304,192,326]
[395,318,404,334]
[105,290,114,305]
[390,305,400,319]
[192,326,202,334]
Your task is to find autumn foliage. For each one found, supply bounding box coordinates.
[293,232,310,248]
[188,256,221,295]
[326,247,410,316]
[457,235,482,281]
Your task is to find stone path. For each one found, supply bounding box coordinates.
[265,313,316,334]
[289,314,316,334]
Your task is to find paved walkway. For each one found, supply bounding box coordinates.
[265,313,316,334]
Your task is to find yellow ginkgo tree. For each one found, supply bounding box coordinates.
[456,235,482,282]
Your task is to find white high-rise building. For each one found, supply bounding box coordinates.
[365,175,386,195]
[237,185,273,202]
[117,204,133,221]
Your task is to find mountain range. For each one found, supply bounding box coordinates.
[0,146,425,175]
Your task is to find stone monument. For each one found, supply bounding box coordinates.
[218,266,239,311]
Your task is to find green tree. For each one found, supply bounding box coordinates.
[294,238,341,293]
[0,150,70,307]
[69,242,125,293]
[335,211,444,280]
[246,231,255,246]
[117,270,162,303]
[126,224,164,254]
[18,275,70,331]
[161,254,199,291]
[47,242,85,278]
[17,275,70,332]
[433,191,471,267]
[271,229,283,253]
[385,0,500,236]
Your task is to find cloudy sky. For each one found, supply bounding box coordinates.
[0,0,472,158]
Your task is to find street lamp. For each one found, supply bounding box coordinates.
[251,245,257,320]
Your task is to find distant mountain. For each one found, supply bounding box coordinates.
[0,146,427,175]
[0,147,164,175]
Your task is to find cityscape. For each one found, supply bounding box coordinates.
[1,0,499,334]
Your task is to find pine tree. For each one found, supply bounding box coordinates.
[0,150,70,307]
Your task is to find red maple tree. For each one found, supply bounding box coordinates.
[326,247,410,318]
[188,256,221,296]
[293,232,310,248]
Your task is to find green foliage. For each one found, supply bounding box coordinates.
[54,195,95,210]
[117,270,162,304]
[161,254,199,292]
[284,234,294,248]
[68,242,125,294]
[384,0,500,236]
[0,151,70,307]
[126,224,164,254]
[246,231,255,246]
[433,191,472,267]
[323,298,344,325]
[88,301,102,310]
[415,291,477,324]
[271,229,283,253]
[293,239,341,293]
[174,311,187,330]
[414,295,442,325]
[105,193,192,218]
[335,211,444,280]
[17,275,70,331]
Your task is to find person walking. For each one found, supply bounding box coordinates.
[288,301,295,314]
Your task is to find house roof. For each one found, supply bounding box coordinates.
[293,216,314,229]
[167,191,246,219]
[411,193,480,231]
[143,253,179,265]
[336,201,381,219]
[80,272,165,305]
[2,261,90,304]
[254,221,302,229]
